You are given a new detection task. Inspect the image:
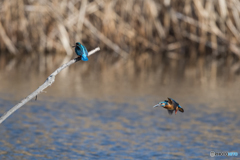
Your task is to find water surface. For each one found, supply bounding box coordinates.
[0,68,240,159]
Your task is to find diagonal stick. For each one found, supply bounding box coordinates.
[0,47,100,124]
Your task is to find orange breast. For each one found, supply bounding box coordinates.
[164,104,174,110]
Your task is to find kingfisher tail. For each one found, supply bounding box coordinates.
[81,55,88,61]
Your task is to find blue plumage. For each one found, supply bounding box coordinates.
[153,98,184,115]
[74,42,88,61]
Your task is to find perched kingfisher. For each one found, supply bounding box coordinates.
[73,42,88,61]
[153,98,184,115]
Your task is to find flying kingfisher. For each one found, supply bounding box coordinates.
[153,98,184,115]
[73,42,88,61]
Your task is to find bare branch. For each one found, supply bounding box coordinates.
[0,47,100,124]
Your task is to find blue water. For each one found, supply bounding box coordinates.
[0,95,239,159]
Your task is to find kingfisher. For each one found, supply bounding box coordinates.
[153,98,184,115]
[73,42,88,61]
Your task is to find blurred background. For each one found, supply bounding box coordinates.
[0,0,240,159]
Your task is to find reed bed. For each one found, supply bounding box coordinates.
[0,0,240,75]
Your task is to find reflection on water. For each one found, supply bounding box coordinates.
[0,60,240,159]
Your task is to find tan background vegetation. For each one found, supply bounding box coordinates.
[0,0,240,75]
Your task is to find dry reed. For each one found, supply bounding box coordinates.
[0,0,240,74]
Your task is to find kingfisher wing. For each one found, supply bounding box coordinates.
[78,45,88,56]
[167,98,173,105]
[82,45,88,56]
[178,104,183,108]
[80,45,88,61]
[178,105,184,112]
[178,107,184,112]
[168,98,179,106]
[167,110,174,115]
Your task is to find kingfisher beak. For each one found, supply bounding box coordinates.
[153,104,160,108]
[72,45,75,48]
